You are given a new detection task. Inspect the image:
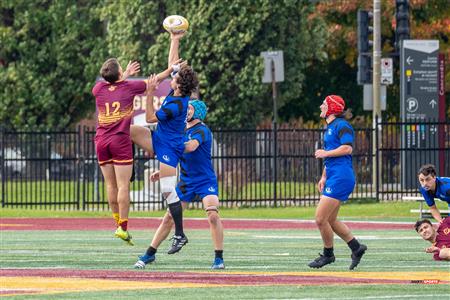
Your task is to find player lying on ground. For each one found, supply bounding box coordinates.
[134,100,225,269]
[415,218,450,261]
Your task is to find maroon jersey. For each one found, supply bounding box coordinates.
[93,80,146,138]
[434,217,450,261]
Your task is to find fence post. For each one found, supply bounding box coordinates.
[1,127,5,207]
[76,126,81,210]
[273,122,278,208]
[375,115,380,201]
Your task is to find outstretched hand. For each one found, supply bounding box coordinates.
[171,58,188,72]
[122,61,140,80]
[147,74,159,91]
[170,31,186,40]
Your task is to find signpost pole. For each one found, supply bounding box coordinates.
[372,0,382,198]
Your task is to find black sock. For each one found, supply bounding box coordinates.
[130,145,136,182]
[146,246,157,256]
[323,247,334,257]
[168,201,184,237]
[215,250,223,259]
[347,238,361,252]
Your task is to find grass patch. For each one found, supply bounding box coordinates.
[1,201,448,221]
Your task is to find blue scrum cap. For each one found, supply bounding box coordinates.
[189,99,207,121]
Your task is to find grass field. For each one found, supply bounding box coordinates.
[1,210,449,299]
[1,200,449,220]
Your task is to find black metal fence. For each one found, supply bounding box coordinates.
[1,119,449,210]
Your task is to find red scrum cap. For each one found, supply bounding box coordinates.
[325,95,345,117]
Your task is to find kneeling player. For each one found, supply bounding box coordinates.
[134,100,225,269]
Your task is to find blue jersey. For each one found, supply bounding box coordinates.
[153,90,189,147]
[180,122,217,185]
[420,177,450,207]
[323,118,354,170]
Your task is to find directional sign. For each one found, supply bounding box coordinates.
[400,40,440,188]
[400,40,439,120]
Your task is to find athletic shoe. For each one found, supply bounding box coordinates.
[167,235,188,254]
[114,227,134,246]
[134,254,156,269]
[349,244,367,270]
[211,258,225,269]
[308,253,336,268]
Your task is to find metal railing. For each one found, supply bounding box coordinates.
[1,119,448,210]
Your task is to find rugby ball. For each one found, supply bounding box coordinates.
[163,15,189,33]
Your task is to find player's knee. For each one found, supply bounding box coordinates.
[160,176,179,204]
[315,215,328,227]
[162,211,174,226]
[206,207,220,225]
[105,183,118,193]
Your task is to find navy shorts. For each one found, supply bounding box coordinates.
[151,132,183,168]
[175,180,219,203]
[322,169,355,201]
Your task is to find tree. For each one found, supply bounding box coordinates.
[312,0,450,119]
[101,0,328,128]
[0,0,106,130]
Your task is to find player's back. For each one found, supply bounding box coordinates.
[154,93,189,146]
[93,80,146,138]
[180,123,216,183]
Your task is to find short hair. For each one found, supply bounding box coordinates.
[176,66,199,97]
[418,164,437,177]
[414,219,432,232]
[100,58,121,83]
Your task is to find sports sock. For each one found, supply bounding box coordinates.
[113,213,120,226]
[347,238,361,252]
[146,246,157,256]
[168,201,184,237]
[323,247,334,257]
[215,250,223,259]
[119,219,128,231]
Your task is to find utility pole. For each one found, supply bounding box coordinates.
[372,0,382,195]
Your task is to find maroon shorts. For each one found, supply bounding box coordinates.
[95,134,133,166]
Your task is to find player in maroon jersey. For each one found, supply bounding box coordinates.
[93,59,177,245]
[415,217,450,261]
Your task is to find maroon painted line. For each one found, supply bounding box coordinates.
[0,269,418,286]
[0,290,39,295]
[0,218,413,231]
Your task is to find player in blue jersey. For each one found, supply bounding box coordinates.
[308,95,367,270]
[134,100,225,269]
[130,32,198,254]
[417,164,450,223]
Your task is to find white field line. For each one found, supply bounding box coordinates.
[271,295,449,300]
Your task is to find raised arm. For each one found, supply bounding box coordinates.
[145,74,159,123]
[168,32,186,67]
[121,61,140,80]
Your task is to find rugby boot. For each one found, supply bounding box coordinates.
[308,253,336,268]
[349,244,367,270]
[167,235,188,254]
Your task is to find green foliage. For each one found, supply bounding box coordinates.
[0,0,106,130]
[102,0,328,128]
